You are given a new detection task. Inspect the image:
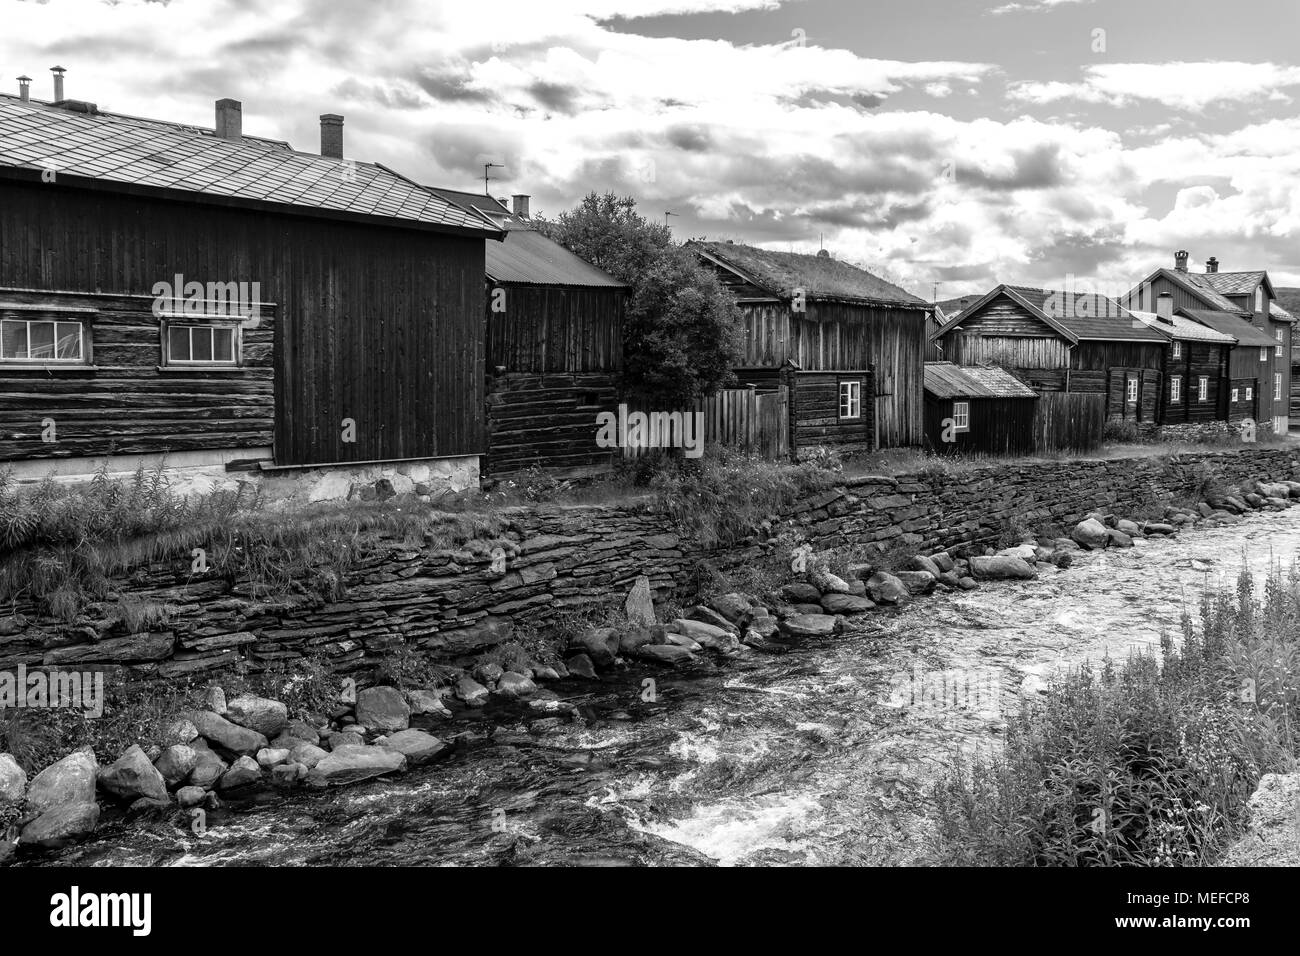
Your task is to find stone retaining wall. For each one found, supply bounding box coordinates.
[4,446,1298,684]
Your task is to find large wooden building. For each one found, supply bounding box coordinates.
[1121,253,1294,434]
[931,285,1167,423]
[1125,294,1237,426]
[690,240,930,454]
[0,90,501,480]
[429,189,627,478]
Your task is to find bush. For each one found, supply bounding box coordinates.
[1102,419,1141,444]
[931,564,1299,866]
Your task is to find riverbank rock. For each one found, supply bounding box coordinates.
[618,626,656,655]
[188,747,229,790]
[256,747,292,769]
[565,653,598,679]
[968,555,1037,581]
[635,643,696,664]
[865,572,910,605]
[809,566,852,595]
[406,689,451,718]
[154,745,198,788]
[455,676,490,707]
[225,695,289,738]
[495,672,537,699]
[670,618,735,650]
[205,685,228,715]
[779,613,838,639]
[625,575,658,626]
[307,744,407,788]
[355,686,411,732]
[894,570,937,594]
[188,710,269,756]
[1071,518,1109,549]
[707,593,752,623]
[289,743,328,770]
[573,627,619,667]
[381,730,450,767]
[176,786,207,809]
[909,554,943,578]
[1106,529,1134,548]
[19,802,100,849]
[820,593,876,614]
[0,753,25,804]
[219,756,262,790]
[781,583,822,604]
[1223,773,1300,866]
[26,747,97,813]
[165,719,199,746]
[686,605,736,632]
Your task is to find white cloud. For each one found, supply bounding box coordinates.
[1009,62,1300,111]
[989,0,1093,15]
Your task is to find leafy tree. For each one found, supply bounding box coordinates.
[536,192,742,405]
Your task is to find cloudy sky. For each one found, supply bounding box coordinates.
[5,0,1300,296]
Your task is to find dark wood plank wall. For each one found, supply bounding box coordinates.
[1158,342,1227,425]
[0,289,274,460]
[1228,377,1261,422]
[483,371,617,476]
[783,369,874,456]
[923,396,1037,455]
[0,180,486,466]
[487,285,624,373]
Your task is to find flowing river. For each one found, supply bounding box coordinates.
[31,506,1300,868]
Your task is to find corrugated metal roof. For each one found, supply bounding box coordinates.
[1127,310,1236,344]
[691,240,928,307]
[1179,309,1280,347]
[1002,286,1167,342]
[0,97,500,235]
[924,362,1038,399]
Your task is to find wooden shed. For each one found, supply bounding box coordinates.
[931,284,1166,424]
[923,362,1038,455]
[0,92,502,479]
[429,190,627,478]
[689,240,930,455]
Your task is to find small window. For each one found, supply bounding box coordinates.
[1260,347,1268,363]
[952,400,970,432]
[1275,373,1282,401]
[1231,387,1239,403]
[164,323,238,366]
[1246,386,1254,401]
[1170,376,1182,403]
[1275,327,1284,357]
[838,380,861,420]
[1171,341,1182,359]
[1126,377,1138,403]
[1198,376,1208,401]
[1,318,86,363]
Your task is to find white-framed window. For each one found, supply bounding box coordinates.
[1171,341,1182,359]
[1231,387,1239,403]
[1260,347,1268,363]
[1276,327,1285,357]
[1170,376,1182,403]
[1256,287,1265,313]
[1275,373,1282,401]
[1198,376,1208,401]
[952,400,970,432]
[163,322,240,366]
[1246,386,1254,401]
[1126,377,1138,403]
[838,380,861,420]
[0,317,87,363]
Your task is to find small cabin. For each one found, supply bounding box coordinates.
[923,362,1038,455]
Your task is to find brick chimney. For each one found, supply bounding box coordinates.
[17,75,31,102]
[1206,256,1219,273]
[50,65,65,102]
[511,194,530,219]
[215,99,242,140]
[1174,250,1189,273]
[1157,292,1174,323]
[320,114,344,159]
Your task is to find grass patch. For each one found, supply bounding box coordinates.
[931,563,1300,866]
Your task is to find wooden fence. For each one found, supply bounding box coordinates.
[622,386,789,460]
[1032,391,1105,452]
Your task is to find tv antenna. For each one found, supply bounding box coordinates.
[483,162,503,195]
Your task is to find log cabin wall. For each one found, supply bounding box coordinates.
[1158,342,1228,425]
[782,368,875,458]
[923,396,1038,455]
[0,289,274,461]
[0,179,487,467]
[483,284,624,476]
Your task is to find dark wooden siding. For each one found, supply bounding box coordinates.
[923,396,1036,455]
[1158,342,1228,425]
[487,285,623,373]
[0,179,486,466]
[1228,378,1260,422]
[784,369,874,457]
[484,371,617,477]
[0,289,273,460]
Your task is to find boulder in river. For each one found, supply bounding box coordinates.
[26,747,97,813]
[0,753,26,804]
[218,756,262,791]
[307,744,407,788]
[154,744,198,788]
[686,605,737,632]
[1106,529,1134,548]
[865,571,910,605]
[19,802,100,849]
[188,749,229,790]
[289,743,329,770]
[187,710,269,756]
[706,592,752,624]
[809,566,852,595]
[779,613,838,639]
[405,689,451,718]
[455,676,491,707]
[565,653,598,679]
[381,729,450,767]
[894,570,936,594]
[968,555,1037,580]
[909,554,943,578]
[820,592,876,614]
[670,618,736,650]
[225,694,289,738]
[494,672,538,699]
[635,644,696,665]
[781,582,823,604]
[573,627,619,667]
[1071,518,1109,549]
[355,686,411,732]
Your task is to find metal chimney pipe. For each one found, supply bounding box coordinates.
[17,76,31,102]
[50,65,65,102]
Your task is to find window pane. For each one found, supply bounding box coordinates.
[168,326,190,362]
[213,328,234,361]
[192,327,213,362]
[55,322,81,359]
[28,321,55,359]
[1,320,28,358]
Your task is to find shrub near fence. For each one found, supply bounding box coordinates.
[1033,391,1104,453]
